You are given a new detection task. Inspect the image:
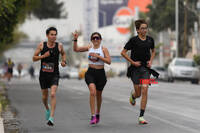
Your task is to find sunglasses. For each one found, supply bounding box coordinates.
[92,36,100,40]
[140,27,148,30]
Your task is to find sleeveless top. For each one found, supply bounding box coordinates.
[40,42,59,75]
[88,45,104,65]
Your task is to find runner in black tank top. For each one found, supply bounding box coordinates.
[39,42,60,89]
[40,42,59,76]
[32,27,66,126]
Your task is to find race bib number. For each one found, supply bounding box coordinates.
[42,62,54,72]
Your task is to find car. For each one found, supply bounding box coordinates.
[167,58,200,84]
[59,65,70,78]
[78,61,88,80]
[13,68,28,78]
[151,65,168,81]
[78,67,87,80]
[67,67,79,79]
[59,65,79,79]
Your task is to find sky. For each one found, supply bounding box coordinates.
[19,0,84,41]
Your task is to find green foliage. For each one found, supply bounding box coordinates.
[147,0,198,57]
[193,54,200,65]
[31,0,65,19]
[0,0,37,54]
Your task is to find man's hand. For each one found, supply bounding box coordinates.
[132,61,141,67]
[43,51,50,58]
[147,61,152,68]
[61,61,66,67]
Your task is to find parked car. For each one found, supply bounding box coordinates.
[59,65,79,79]
[151,65,168,81]
[167,58,200,84]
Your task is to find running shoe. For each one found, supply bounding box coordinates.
[47,117,54,126]
[95,114,100,124]
[90,115,96,125]
[138,117,148,124]
[129,91,136,106]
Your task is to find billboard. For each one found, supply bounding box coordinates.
[98,0,152,56]
[98,0,152,34]
[98,0,128,27]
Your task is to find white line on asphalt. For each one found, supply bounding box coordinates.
[123,106,199,133]
[148,104,200,121]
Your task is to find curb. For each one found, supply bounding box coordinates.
[0,82,5,133]
[0,117,4,133]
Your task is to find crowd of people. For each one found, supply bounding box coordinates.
[0,58,35,81]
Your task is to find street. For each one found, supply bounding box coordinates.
[5,77,200,133]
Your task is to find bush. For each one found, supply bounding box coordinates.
[193,54,200,65]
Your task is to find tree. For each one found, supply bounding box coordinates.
[147,0,198,57]
[31,0,66,19]
[0,0,38,53]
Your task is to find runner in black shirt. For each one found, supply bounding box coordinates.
[121,19,156,124]
[33,27,66,126]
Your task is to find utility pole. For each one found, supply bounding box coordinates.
[183,0,188,57]
[175,0,179,57]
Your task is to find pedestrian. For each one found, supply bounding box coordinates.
[121,19,156,124]
[6,58,14,82]
[72,31,111,125]
[17,63,23,78]
[28,65,35,79]
[32,27,66,126]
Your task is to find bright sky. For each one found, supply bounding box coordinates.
[19,0,84,41]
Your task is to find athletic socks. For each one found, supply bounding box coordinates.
[140,109,145,117]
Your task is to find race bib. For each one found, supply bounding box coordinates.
[42,62,54,72]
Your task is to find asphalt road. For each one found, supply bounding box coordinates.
[5,77,200,133]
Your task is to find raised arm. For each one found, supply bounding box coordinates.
[72,31,89,52]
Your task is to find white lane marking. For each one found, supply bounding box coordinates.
[123,106,199,133]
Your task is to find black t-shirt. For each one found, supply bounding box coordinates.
[124,35,154,65]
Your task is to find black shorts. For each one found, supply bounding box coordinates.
[39,74,59,89]
[8,68,13,74]
[131,66,150,85]
[85,67,107,91]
